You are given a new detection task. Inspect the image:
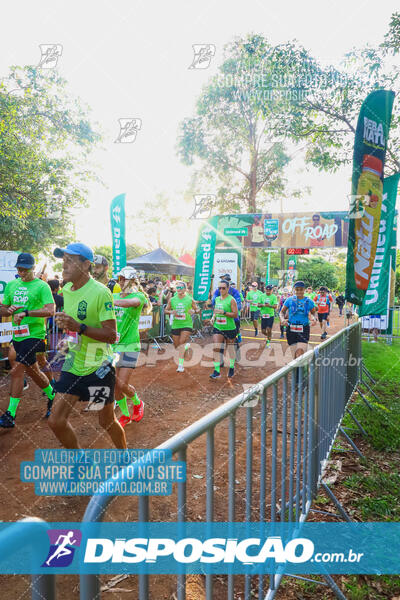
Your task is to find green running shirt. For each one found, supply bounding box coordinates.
[246,290,263,309]
[3,278,54,341]
[214,295,236,331]
[260,293,277,317]
[113,291,146,353]
[170,293,193,329]
[61,278,115,376]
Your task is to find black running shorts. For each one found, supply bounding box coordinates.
[13,338,46,366]
[286,324,310,346]
[55,366,115,406]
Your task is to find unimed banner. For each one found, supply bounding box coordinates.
[359,174,399,316]
[110,193,127,277]
[346,90,395,305]
[193,216,218,301]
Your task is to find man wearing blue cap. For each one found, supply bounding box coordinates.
[0,253,56,427]
[279,280,317,358]
[47,243,126,449]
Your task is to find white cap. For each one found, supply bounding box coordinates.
[117,266,137,280]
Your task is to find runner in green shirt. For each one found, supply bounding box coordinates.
[210,279,238,379]
[260,285,278,347]
[113,267,149,428]
[165,281,199,373]
[304,286,314,298]
[48,242,126,450]
[246,282,263,336]
[0,253,56,428]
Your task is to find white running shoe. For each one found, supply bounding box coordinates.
[176,365,185,373]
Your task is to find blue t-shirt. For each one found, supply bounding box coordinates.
[283,296,315,325]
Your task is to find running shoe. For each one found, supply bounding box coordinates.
[254,329,258,337]
[131,400,144,423]
[118,414,132,428]
[23,379,29,391]
[265,339,271,348]
[0,410,15,428]
[228,367,235,378]
[280,333,284,339]
[210,370,221,379]
[176,365,185,373]
[237,333,242,343]
[45,397,54,419]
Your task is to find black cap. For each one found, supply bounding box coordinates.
[266,284,272,290]
[294,280,305,288]
[221,273,231,281]
[15,253,35,268]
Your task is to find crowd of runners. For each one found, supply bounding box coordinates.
[0,243,353,449]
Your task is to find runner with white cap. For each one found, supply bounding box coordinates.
[113,266,149,427]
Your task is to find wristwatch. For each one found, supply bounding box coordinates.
[24,310,29,318]
[79,323,88,336]
[223,310,226,315]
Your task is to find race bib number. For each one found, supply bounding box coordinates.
[319,300,326,307]
[175,312,186,320]
[216,316,227,325]
[66,330,79,344]
[290,324,304,332]
[13,324,30,338]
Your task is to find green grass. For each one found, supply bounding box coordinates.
[343,466,400,520]
[341,339,400,451]
[393,309,399,335]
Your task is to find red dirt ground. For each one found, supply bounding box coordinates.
[0,311,347,599]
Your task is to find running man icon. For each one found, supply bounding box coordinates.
[45,531,77,567]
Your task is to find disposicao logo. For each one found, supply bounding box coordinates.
[83,536,314,564]
[42,529,82,568]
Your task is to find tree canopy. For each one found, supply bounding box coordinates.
[297,257,338,290]
[0,66,101,254]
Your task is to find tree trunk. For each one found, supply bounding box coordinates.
[246,148,258,280]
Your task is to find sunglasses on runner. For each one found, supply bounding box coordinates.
[218,285,227,289]
[176,285,185,290]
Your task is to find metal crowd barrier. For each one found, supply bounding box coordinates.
[361,306,400,344]
[0,518,56,600]
[80,321,362,600]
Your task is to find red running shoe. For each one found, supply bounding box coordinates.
[118,414,131,428]
[131,400,144,423]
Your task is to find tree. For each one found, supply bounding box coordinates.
[283,15,400,175]
[383,12,400,55]
[296,257,338,290]
[177,34,316,276]
[0,66,101,254]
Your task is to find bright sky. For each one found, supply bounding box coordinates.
[1,0,399,255]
